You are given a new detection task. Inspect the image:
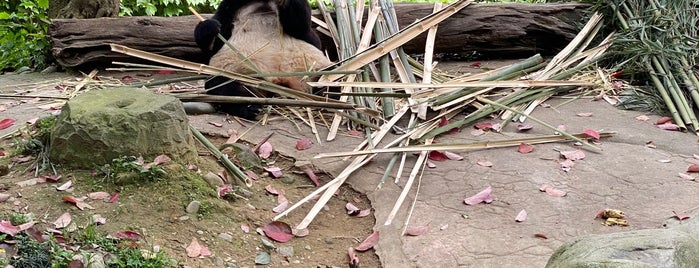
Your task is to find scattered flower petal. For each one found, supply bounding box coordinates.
[0,118,16,130]
[470,129,485,136]
[272,200,289,213]
[241,224,250,233]
[405,225,429,236]
[258,142,273,159]
[263,221,293,243]
[208,121,223,127]
[426,161,437,168]
[560,150,585,161]
[635,115,650,121]
[348,247,359,267]
[87,191,110,200]
[518,143,534,154]
[655,116,672,125]
[263,167,283,178]
[534,233,548,239]
[428,151,448,162]
[53,212,71,229]
[92,214,106,225]
[444,151,463,161]
[292,228,309,237]
[62,195,93,210]
[355,231,379,251]
[108,193,120,203]
[56,180,72,191]
[0,220,35,236]
[657,123,680,131]
[583,129,600,140]
[688,164,699,173]
[515,209,527,222]
[463,186,493,205]
[114,230,142,240]
[678,173,695,181]
[672,211,690,221]
[576,112,593,117]
[476,160,493,167]
[516,124,533,131]
[296,138,313,150]
[186,238,209,258]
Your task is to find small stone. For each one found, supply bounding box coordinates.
[304,245,311,250]
[186,200,201,214]
[218,233,233,242]
[215,257,224,266]
[203,172,224,188]
[196,230,204,235]
[246,203,256,210]
[323,237,334,244]
[280,175,295,184]
[179,215,190,221]
[277,246,294,257]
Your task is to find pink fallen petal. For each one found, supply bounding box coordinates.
[678,173,695,181]
[357,209,371,218]
[296,138,313,150]
[655,116,672,125]
[0,220,36,236]
[346,203,361,215]
[265,185,280,195]
[540,184,567,197]
[470,129,485,136]
[405,225,429,236]
[87,191,110,200]
[474,122,493,130]
[576,112,593,117]
[463,186,493,205]
[258,142,273,159]
[560,159,575,172]
[263,167,283,178]
[114,230,142,240]
[92,214,106,225]
[672,210,690,221]
[56,180,72,191]
[635,115,650,121]
[428,151,448,162]
[152,154,171,165]
[583,129,600,140]
[53,212,72,229]
[657,123,680,131]
[241,224,250,233]
[0,193,10,202]
[272,200,289,213]
[0,118,16,130]
[263,221,293,243]
[348,247,359,267]
[186,238,203,258]
[292,228,309,237]
[476,160,493,167]
[517,143,534,154]
[516,124,533,131]
[208,121,223,127]
[217,184,233,198]
[245,170,259,180]
[560,150,586,161]
[444,151,464,161]
[515,209,527,222]
[108,193,120,203]
[426,161,437,169]
[688,164,699,173]
[355,231,379,251]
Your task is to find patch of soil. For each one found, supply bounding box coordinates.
[0,134,379,267]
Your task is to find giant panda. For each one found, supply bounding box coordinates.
[191,0,334,119]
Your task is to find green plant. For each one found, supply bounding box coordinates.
[0,0,51,72]
[10,234,52,268]
[8,212,34,226]
[100,156,166,183]
[120,0,218,16]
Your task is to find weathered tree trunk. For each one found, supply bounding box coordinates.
[54,0,120,19]
[49,3,589,68]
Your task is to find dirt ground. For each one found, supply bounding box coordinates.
[3,60,699,267]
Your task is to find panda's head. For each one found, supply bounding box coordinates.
[236,0,279,21]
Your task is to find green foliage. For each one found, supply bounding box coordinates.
[120,0,218,16]
[100,156,166,183]
[0,0,51,72]
[10,235,51,268]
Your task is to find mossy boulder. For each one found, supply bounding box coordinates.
[49,88,197,168]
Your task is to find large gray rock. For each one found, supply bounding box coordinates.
[546,213,699,268]
[49,88,197,168]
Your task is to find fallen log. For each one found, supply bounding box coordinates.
[49,2,589,68]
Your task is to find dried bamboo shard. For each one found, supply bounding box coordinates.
[319,0,473,82]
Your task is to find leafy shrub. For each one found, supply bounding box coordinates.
[120,0,218,16]
[0,0,51,72]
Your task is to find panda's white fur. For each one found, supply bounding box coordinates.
[208,2,332,91]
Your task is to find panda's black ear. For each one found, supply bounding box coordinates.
[194,19,223,55]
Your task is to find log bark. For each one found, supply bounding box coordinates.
[49,3,589,68]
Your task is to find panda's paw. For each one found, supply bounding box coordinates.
[194,19,221,53]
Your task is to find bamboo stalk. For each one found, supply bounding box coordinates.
[190,125,252,187]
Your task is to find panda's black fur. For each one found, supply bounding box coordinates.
[193,0,333,119]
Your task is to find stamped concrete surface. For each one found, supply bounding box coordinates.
[4,70,699,267]
[191,97,699,267]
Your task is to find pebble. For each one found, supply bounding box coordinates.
[196,230,204,235]
[323,237,334,244]
[277,246,294,257]
[178,215,190,221]
[218,233,233,242]
[280,175,295,184]
[186,200,201,214]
